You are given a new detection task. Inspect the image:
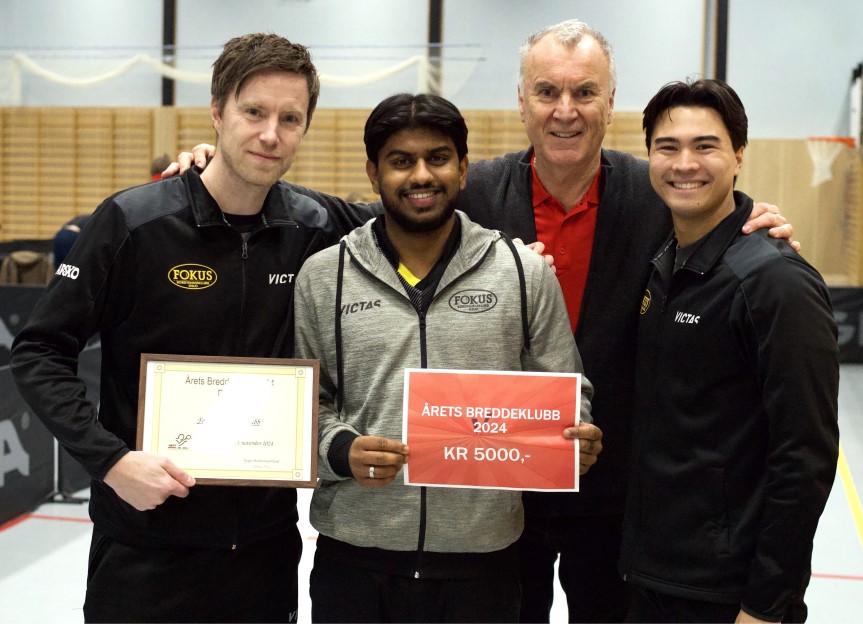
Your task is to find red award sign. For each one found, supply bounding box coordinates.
[402,369,581,491]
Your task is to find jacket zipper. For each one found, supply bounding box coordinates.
[234,236,249,546]
[235,238,249,356]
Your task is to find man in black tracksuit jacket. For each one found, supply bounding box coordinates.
[10,35,373,623]
[620,79,839,623]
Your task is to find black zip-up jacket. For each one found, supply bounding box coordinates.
[620,193,839,620]
[10,169,370,549]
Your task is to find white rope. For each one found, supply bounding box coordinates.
[13,53,153,87]
[138,55,211,84]
[320,55,425,87]
[11,52,427,89]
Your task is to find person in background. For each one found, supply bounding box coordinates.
[52,214,91,270]
[620,78,838,624]
[54,155,166,271]
[149,153,171,181]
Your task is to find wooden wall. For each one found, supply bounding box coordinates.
[1,106,860,285]
[0,109,154,240]
[0,107,647,241]
[736,140,863,286]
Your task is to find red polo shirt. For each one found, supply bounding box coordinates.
[531,159,601,332]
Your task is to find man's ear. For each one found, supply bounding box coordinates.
[458,156,469,190]
[210,98,222,134]
[517,85,526,123]
[365,160,380,194]
[607,88,616,125]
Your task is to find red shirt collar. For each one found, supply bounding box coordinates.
[530,153,602,212]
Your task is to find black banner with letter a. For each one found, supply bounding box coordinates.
[832,287,863,363]
[1,285,95,525]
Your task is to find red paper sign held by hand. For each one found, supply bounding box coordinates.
[402,369,581,491]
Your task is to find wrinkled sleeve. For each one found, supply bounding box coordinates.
[10,198,134,479]
[735,258,839,620]
[293,252,361,482]
[287,183,381,237]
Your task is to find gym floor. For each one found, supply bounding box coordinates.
[2,365,862,623]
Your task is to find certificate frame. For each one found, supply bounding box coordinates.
[136,353,318,488]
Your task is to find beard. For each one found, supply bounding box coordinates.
[379,184,458,233]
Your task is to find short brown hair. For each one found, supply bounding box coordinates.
[210,33,320,130]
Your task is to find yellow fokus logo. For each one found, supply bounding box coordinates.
[168,264,217,290]
[640,289,651,314]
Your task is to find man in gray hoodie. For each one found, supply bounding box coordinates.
[292,92,600,623]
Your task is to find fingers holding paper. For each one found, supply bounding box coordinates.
[103,451,196,511]
[563,422,603,475]
[349,435,410,488]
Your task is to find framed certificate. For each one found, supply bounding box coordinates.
[137,353,318,487]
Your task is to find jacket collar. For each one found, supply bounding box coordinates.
[598,149,614,194]
[654,191,754,274]
[517,146,614,201]
[346,211,499,290]
[182,167,295,228]
[372,212,462,272]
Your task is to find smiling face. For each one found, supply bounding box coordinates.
[518,34,615,180]
[208,70,310,192]
[366,126,468,234]
[648,105,744,246]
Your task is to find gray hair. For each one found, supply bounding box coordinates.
[518,19,617,93]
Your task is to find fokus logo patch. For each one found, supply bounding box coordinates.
[640,289,651,314]
[449,289,497,313]
[168,264,217,290]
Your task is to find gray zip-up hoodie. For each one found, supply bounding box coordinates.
[294,211,593,554]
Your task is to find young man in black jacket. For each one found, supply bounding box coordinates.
[620,79,839,623]
[11,34,372,623]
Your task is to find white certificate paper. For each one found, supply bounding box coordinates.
[137,354,318,487]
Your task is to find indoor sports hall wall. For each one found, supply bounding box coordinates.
[2,107,861,287]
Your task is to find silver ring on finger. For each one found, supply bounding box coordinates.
[369,465,375,479]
